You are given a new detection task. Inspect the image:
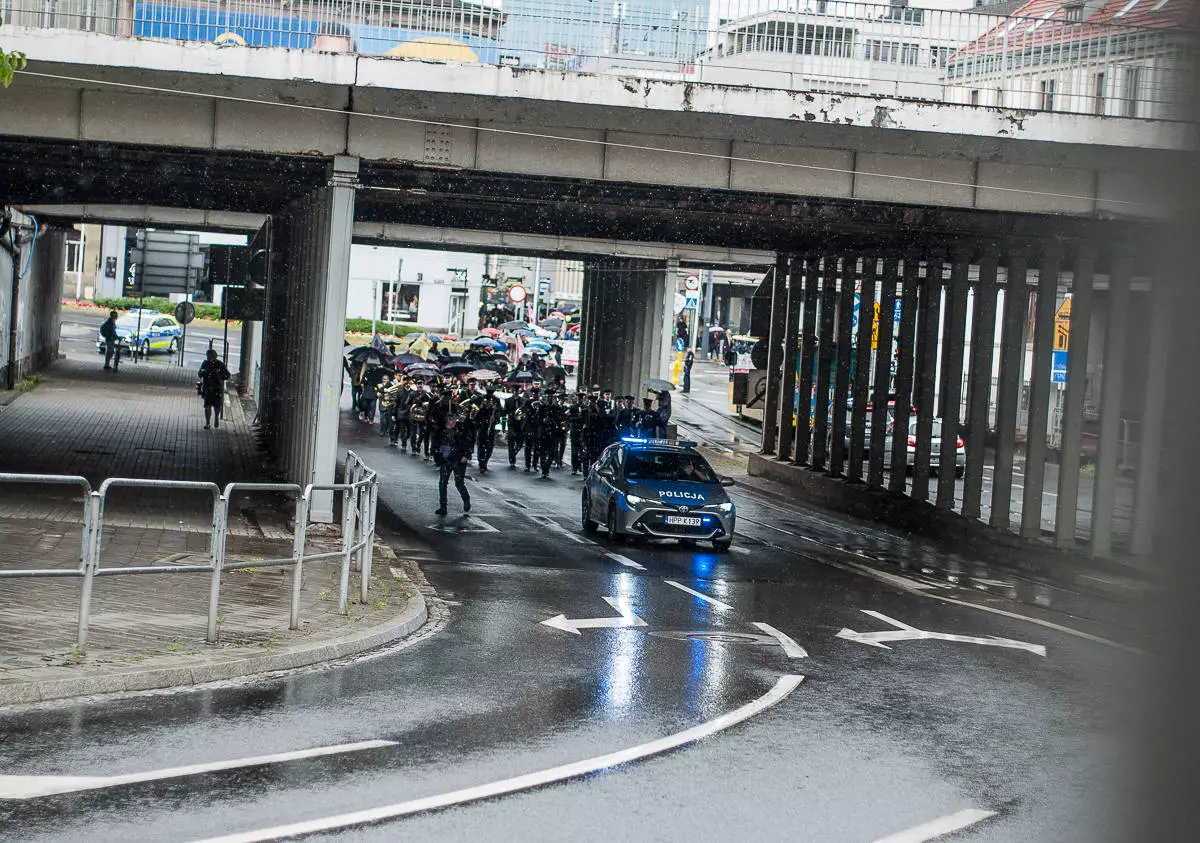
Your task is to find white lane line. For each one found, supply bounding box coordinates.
[530,515,587,545]
[664,580,733,611]
[0,741,396,801]
[605,552,646,570]
[191,675,804,843]
[731,545,751,555]
[871,808,996,843]
[750,622,809,659]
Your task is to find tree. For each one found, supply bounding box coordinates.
[0,15,27,88]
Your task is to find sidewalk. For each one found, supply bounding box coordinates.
[0,356,432,706]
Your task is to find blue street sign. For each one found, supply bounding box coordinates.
[675,337,686,352]
[1051,350,1068,384]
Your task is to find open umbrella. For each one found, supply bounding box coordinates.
[347,346,387,366]
[707,325,726,333]
[527,347,550,356]
[643,378,676,392]
[507,371,536,384]
[526,339,552,349]
[441,361,475,375]
[539,317,564,329]
[405,362,440,375]
[391,352,423,367]
[479,327,501,337]
[469,369,501,381]
[498,320,528,331]
[541,365,567,383]
[470,336,498,346]
[558,304,579,314]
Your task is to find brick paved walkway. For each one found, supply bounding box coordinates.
[0,355,431,705]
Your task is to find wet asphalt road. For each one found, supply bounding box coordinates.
[0,409,1139,842]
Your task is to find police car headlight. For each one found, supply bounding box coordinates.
[716,502,733,514]
[625,494,648,507]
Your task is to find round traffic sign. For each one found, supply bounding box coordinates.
[684,275,700,291]
[508,284,527,303]
[174,301,196,325]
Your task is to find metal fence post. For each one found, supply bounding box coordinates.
[207,493,227,644]
[76,492,102,652]
[360,480,378,605]
[290,492,310,630]
[338,479,358,616]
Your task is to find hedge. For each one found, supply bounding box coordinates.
[94,299,427,336]
[344,319,424,337]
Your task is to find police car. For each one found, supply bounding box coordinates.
[96,310,183,357]
[581,438,736,552]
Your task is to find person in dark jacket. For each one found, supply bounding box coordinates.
[682,350,694,394]
[389,379,413,449]
[100,310,120,370]
[656,389,672,438]
[474,385,501,473]
[503,388,526,468]
[197,349,230,429]
[435,394,475,516]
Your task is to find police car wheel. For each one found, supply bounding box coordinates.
[168,338,178,355]
[712,538,732,553]
[581,493,598,534]
[606,502,625,543]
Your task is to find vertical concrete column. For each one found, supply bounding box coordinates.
[848,256,877,481]
[829,254,857,478]
[936,245,971,510]
[647,262,669,383]
[760,255,788,456]
[868,256,898,487]
[633,263,654,394]
[655,259,679,392]
[1055,245,1095,548]
[793,255,819,466]
[1092,246,1133,558]
[811,255,838,471]
[890,250,920,491]
[610,263,635,396]
[578,263,598,389]
[912,253,942,503]
[1021,244,1063,538]
[1131,277,1172,555]
[962,245,1000,520]
[776,258,802,463]
[991,246,1030,531]
[309,156,358,522]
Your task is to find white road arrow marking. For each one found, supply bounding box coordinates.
[665,580,733,611]
[604,552,646,570]
[836,610,1046,657]
[540,596,648,635]
[750,622,808,659]
[871,808,997,843]
[0,740,396,800]
[190,676,804,843]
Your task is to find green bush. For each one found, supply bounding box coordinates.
[94,297,224,321]
[345,319,423,337]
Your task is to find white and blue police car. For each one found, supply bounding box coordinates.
[581,437,736,552]
[96,309,183,357]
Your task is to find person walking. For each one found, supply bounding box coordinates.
[475,385,501,473]
[434,394,474,516]
[538,391,566,479]
[100,310,120,371]
[197,349,230,430]
[682,350,694,394]
[657,389,672,437]
[409,385,431,457]
[376,373,395,438]
[390,379,413,449]
[503,387,526,469]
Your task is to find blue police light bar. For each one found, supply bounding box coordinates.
[620,437,699,448]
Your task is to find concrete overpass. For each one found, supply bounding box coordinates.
[0,20,1184,555]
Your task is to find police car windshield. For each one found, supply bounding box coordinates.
[625,451,718,484]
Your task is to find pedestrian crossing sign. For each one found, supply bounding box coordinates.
[1054,297,1071,352]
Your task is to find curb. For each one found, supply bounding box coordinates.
[0,577,429,708]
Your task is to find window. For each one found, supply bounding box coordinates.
[929,46,950,68]
[1063,2,1084,21]
[995,87,1004,107]
[623,451,719,484]
[867,40,919,65]
[1040,78,1056,111]
[1124,66,1141,116]
[969,89,981,106]
[885,6,926,24]
[64,237,83,274]
[1092,72,1106,115]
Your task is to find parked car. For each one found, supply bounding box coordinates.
[96,310,182,357]
[842,405,965,478]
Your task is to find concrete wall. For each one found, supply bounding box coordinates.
[1,210,65,389]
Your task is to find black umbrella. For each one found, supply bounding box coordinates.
[507,371,536,384]
[559,304,579,314]
[347,345,385,364]
[643,378,675,392]
[539,317,564,329]
[498,320,530,331]
[405,363,440,375]
[541,365,567,383]
[441,361,475,375]
[391,352,423,367]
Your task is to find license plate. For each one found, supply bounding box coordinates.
[666,516,702,527]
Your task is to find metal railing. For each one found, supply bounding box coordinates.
[0,450,380,653]
[1,0,1191,120]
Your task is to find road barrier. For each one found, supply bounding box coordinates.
[0,450,379,653]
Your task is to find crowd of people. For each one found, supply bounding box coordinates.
[354,375,672,515]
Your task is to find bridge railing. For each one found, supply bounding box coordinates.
[0,450,380,653]
[2,0,1191,119]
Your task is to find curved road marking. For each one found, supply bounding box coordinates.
[191,674,805,843]
[872,808,996,842]
[750,622,809,659]
[0,741,396,801]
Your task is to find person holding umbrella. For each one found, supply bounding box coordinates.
[475,384,502,474]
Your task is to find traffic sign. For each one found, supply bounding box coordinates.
[684,274,700,291]
[1054,296,1071,351]
[174,301,195,325]
[508,284,527,303]
[1051,350,1068,384]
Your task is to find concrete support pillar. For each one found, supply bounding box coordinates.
[848,256,876,482]
[760,256,787,456]
[776,257,801,463]
[912,254,942,503]
[1130,279,1171,555]
[829,254,858,478]
[890,250,920,491]
[793,255,819,466]
[811,255,838,471]
[579,265,599,389]
[868,257,897,487]
[962,246,999,521]
[580,257,670,398]
[238,319,263,398]
[1020,244,1062,538]
[991,247,1030,531]
[936,246,970,510]
[1092,247,1133,558]
[1055,246,1095,548]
